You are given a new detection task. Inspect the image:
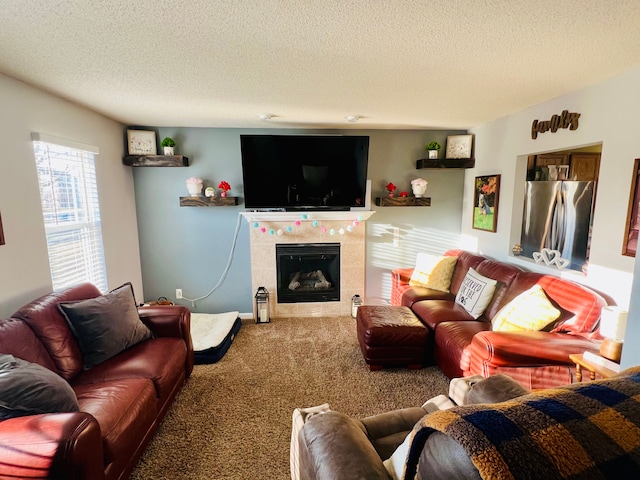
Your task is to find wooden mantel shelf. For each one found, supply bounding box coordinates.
[180,196,239,207]
[123,155,189,167]
[375,196,431,207]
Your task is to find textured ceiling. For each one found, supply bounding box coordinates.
[2,0,640,129]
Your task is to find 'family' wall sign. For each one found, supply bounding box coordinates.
[531,110,581,139]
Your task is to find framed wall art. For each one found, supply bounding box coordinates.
[622,158,640,257]
[0,211,5,245]
[126,129,157,155]
[473,174,500,232]
[445,134,473,159]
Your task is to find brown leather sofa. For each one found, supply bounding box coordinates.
[0,283,194,480]
[392,249,606,389]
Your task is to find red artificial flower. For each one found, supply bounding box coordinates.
[399,191,408,197]
[386,182,397,192]
[218,181,231,192]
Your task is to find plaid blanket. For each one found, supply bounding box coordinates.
[403,367,640,479]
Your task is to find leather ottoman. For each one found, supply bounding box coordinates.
[356,305,429,371]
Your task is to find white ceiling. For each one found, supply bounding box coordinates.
[2,0,640,130]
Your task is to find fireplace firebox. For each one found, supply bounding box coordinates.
[276,243,340,303]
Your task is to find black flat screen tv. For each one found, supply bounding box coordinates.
[240,135,369,211]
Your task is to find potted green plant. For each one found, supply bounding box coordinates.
[161,137,176,156]
[426,141,441,159]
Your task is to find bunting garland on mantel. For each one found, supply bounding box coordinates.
[251,213,365,236]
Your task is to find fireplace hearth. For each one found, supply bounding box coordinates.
[276,243,340,303]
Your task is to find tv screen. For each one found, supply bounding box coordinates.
[240,135,369,210]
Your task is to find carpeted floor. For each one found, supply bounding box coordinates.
[130,316,449,480]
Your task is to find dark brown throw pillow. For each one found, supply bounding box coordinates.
[58,282,152,369]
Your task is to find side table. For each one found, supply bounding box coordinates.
[569,353,617,382]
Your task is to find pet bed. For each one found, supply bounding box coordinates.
[190,311,242,364]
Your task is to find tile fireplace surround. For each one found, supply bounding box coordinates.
[241,211,374,318]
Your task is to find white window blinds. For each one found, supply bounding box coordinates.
[32,135,108,292]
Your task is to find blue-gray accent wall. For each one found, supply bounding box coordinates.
[133,127,466,313]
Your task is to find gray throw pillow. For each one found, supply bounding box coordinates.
[0,354,79,420]
[58,282,153,369]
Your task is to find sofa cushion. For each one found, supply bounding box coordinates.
[444,250,487,296]
[401,286,453,308]
[72,336,187,407]
[409,254,458,292]
[11,283,102,381]
[0,354,79,420]
[491,284,561,332]
[434,321,490,379]
[411,300,474,331]
[74,378,157,463]
[454,268,497,319]
[58,283,153,370]
[503,273,604,334]
[473,260,523,319]
[0,318,57,372]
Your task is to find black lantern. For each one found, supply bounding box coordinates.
[255,287,270,323]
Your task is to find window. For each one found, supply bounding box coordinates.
[32,133,107,292]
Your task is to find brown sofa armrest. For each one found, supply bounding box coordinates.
[360,407,427,442]
[138,305,194,377]
[0,412,104,480]
[299,412,391,480]
[391,267,415,306]
[392,267,414,285]
[470,330,599,367]
[360,407,428,460]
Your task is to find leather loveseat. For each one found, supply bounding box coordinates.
[0,282,194,480]
[391,249,606,389]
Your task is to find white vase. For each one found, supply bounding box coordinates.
[186,182,202,196]
[412,184,427,198]
[163,146,174,156]
[428,150,438,159]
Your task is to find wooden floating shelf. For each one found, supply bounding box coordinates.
[375,197,431,207]
[123,155,189,167]
[179,196,239,207]
[416,158,475,169]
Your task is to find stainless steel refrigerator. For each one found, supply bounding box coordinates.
[520,181,595,270]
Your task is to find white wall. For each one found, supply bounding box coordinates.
[467,66,640,366]
[0,74,143,316]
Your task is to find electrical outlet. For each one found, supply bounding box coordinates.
[175,289,183,299]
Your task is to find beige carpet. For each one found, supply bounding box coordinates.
[131,316,449,480]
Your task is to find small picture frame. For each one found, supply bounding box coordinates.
[0,211,5,245]
[473,174,500,232]
[127,129,157,155]
[445,134,474,159]
[622,158,640,257]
